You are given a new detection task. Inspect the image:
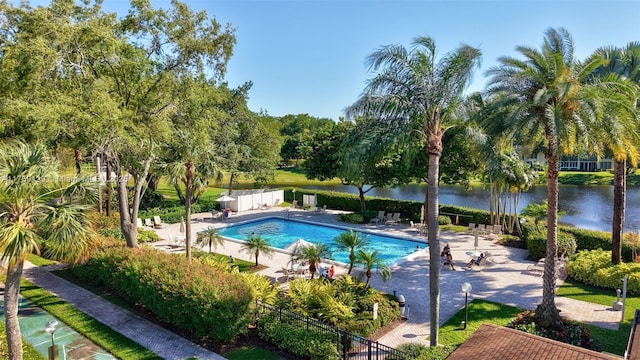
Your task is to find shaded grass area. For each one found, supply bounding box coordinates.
[18,279,162,360]
[557,277,638,355]
[27,254,59,267]
[224,346,284,360]
[0,320,46,359]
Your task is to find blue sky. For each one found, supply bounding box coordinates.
[25,1,640,120]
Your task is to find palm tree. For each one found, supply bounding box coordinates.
[290,243,332,279]
[347,35,480,345]
[241,234,274,266]
[588,42,640,264]
[195,227,225,254]
[0,141,95,360]
[356,250,391,287]
[334,230,369,274]
[484,28,606,329]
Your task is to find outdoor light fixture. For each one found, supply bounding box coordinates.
[292,189,296,204]
[45,320,59,360]
[461,282,472,330]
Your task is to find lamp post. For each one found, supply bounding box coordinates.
[461,282,472,330]
[45,320,59,360]
[292,189,296,206]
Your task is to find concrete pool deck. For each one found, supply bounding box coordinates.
[151,207,625,349]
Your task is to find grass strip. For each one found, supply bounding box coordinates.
[19,280,162,360]
[223,346,283,360]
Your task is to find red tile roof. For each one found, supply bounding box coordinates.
[627,309,640,360]
[447,323,621,360]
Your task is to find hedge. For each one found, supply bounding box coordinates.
[567,249,640,295]
[65,246,254,343]
[285,188,492,226]
[257,313,340,360]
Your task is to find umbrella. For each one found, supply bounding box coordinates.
[284,238,313,253]
[180,216,185,233]
[420,205,425,223]
[474,228,479,251]
[216,194,235,209]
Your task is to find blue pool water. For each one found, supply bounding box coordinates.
[218,218,427,265]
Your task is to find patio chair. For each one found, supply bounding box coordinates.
[370,210,385,224]
[409,221,425,234]
[470,257,487,271]
[152,216,165,229]
[137,218,144,229]
[281,267,295,282]
[467,223,476,232]
[490,224,502,236]
[385,213,401,225]
[143,218,154,227]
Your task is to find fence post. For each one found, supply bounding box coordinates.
[368,339,373,360]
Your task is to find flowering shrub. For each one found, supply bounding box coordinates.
[507,310,599,350]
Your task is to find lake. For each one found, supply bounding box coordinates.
[300,183,640,233]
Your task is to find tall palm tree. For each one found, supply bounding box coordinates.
[334,230,369,274]
[356,250,391,287]
[588,42,640,264]
[347,35,480,345]
[195,227,225,254]
[241,234,274,266]
[0,141,95,360]
[484,28,606,328]
[290,243,332,279]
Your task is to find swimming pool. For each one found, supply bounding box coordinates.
[218,217,427,265]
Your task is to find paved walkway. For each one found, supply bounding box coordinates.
[152,207,624,348]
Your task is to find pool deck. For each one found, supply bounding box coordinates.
[151,207,624,349]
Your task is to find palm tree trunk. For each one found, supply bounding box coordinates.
[534,151,562,329]
[185,161,195,262]
[5,261,25,360]
[427,150,441,346]
[612,159,626,264]
[74,148,82,175]
[105,159,112,217]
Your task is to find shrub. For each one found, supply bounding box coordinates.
[137,228,160,243]
[66,246,254,343]
[438,215,452,225]
[139,188,164,210]
[391,343,457,360]
[566,249,640,295]
[525,229,576,260]
[257,313,339,360]
[337,212,364,224]
[507,310,599,350]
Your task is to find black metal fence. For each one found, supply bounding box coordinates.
[255,300,410,360]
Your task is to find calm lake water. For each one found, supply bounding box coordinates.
[301,183,640,233]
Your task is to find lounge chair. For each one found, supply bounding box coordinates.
[470,257,487,271]
[490,224,502,236]
[143,218,154,227]
[137,218,144,229]
[370,211,385,224]
[409,221,425,234]
[152,216,165,229]
[385,213,401,225]
[281,267,295,282]
[467,223,476,232]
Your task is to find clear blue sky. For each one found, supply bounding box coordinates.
[26,1,640,120]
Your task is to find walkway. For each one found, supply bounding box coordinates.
[21,262,226,360]
[152,207,624,348]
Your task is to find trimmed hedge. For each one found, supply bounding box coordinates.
[139,201,216,224]
[65,246,254,343]
[566,249,640,295]
[524,227,577,260]
[257,313,340,360]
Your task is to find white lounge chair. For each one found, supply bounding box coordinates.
[467,223,476,232]
[143,218,154,227]
[152,216,165,229]
[370,211,385,224]
[385,213,401,225]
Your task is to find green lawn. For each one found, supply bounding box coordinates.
[224,346,284,360]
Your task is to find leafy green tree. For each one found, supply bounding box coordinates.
[588,42,640,264]
[347,35,480,345]
[290,243,332,279]
[278,113,333,166]
[0,141,95,360]
[484,28,606,328]
[241,234,275,266]
[196,227,225,254]
[356,250,391,287]
[334,230,370,275]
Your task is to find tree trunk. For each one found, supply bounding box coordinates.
[358,186,366,214]
[5,261,25,360]
[228,172,235,195]
[74,148,82,174]
[612,159,626,264]
[95,156,103,214]
[147,174,160,191]
[106,159,113,217]
[185,161,195,262]
[427,149,441,346]
[534,150,563,330]
[117,172,139,248]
